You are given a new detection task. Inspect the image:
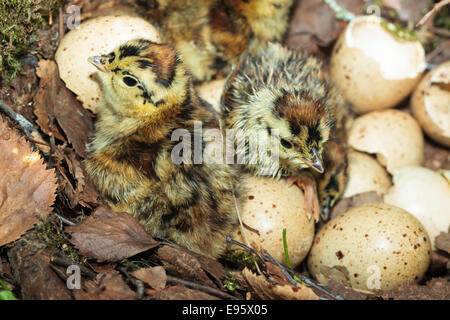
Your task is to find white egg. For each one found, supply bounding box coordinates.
[330,15,426,114]
[384,166,450,249]
[347,109,424,174]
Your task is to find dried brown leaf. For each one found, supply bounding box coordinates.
[155,285,219,300]
[7,233,72,300]
[34,60,93,158]
[285,0,364,56]
[0,117,57,246]
[382,0,431,23]
[331,191,383,218]
[66,206,159,262]
[377,278,450,300]
[157,245,217,288]
[73,270,136,300]
[424,139,450,171]
[242,268,318,300]
[323,279,369,300]
[435,231,450,254]
[131,266,167,290]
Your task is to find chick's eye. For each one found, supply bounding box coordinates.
[280,138,292,149]
[123,76,138,87]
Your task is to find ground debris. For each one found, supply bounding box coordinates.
[66,206,159,262]
[73,270,136,300]
[34,59,94,159]
[0,116,57,246]
[242,267,318,300]
[377,278,450,300]
[7,232,72,300]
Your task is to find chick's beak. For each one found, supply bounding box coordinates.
[88,55,112,74]
[302,147,324,173]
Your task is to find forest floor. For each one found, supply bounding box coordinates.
[0,0,449,300]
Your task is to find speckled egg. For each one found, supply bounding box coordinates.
[307,203,431,291]
[330,15,426,114]
[347,109,424,174]
[411,61,450,147]
[232,175,315,268]
[343,151,392,198]
[196,79,226,113]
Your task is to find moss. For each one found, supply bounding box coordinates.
[223,274,244,292]
[434,3,450,30]
[35,215,83,264]
[379,19,418,41]
[223,249,262,272]
[0,0,62,81]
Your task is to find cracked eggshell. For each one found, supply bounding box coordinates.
[232,175,315,268]
[196,79,226,113]
[411,61,450,147]
[330,15,426,114]
[55,15,161,113]
[307,203,431,291]
[347,109,424,174]
[384,166,450,250]
[343,151,392,198]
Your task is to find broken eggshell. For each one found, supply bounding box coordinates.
[196,79,226,114]
[307,203,431,291]
[55,15,161,113]
[231,175,315,268]
[411,61,450,147]
[343,150,392,198]
[330,15,426,114]
[384,166,450,250]
[347,109,424,174]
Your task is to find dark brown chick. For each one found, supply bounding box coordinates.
[220,42,350,220]
[144,0,295,81]
[85,39,243,258]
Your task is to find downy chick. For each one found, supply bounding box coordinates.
[220,42,349,221]
[144,0,295,81]
[85,39,243,258]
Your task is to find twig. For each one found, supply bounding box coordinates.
[263,249,299,287]
[226,237,266,270]
[426,40,450,62]
[227,237,344,300]
[431,27,450,38]
[118,266,145,300]
[0,100,50,154]
[0,101,36,138]
[324,0,356,22]
[242,222,260,236]
[53,212,76,226]
[59,7,65,41]
[51,254,97,279]
[166,275,238,300]
[416,0,450,28]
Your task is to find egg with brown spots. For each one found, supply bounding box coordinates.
[347,109,424,174]
[411,61,450,147]
[330,15,426,114]
[307,203,431,291]
[232,175,315,268]
[196,79,226,113]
